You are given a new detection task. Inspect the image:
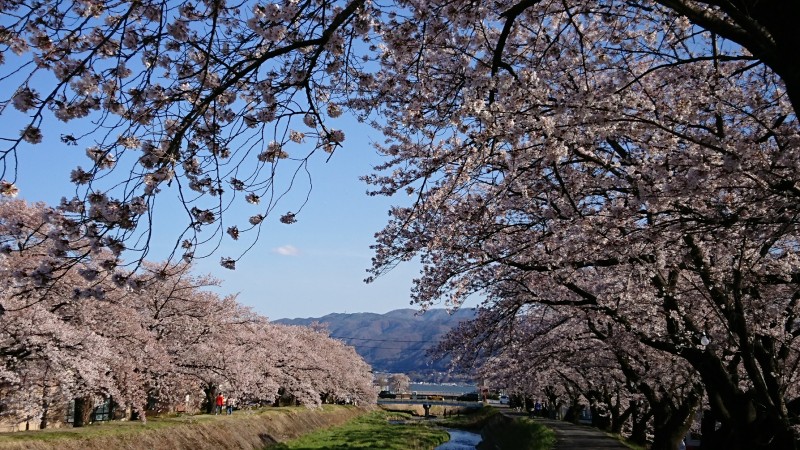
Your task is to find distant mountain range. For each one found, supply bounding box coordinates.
[275,308,476,381]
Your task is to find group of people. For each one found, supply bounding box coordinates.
[214,393,234,415]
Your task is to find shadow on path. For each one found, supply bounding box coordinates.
[535,418,630,450]
[500,411,631,449]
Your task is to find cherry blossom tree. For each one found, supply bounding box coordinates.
[437,302,702,449]
[266,323,375,406]
[388,373,410,394]
[0,200,149,427]
[366,2,799,448]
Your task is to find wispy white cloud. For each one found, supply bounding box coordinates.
[273,244,300,256]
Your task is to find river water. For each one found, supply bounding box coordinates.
[434,428,482,450]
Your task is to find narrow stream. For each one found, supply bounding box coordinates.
[434,428,482,450]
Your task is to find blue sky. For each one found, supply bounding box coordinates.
[11,110,430,320]
[0,18,475,321]
[0,12,485,321]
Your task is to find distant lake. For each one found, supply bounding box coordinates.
[409,383,476,395]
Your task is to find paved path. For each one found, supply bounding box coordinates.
[502,412,630,449]
[535,418,630,449]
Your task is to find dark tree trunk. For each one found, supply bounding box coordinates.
[523,396,533,413]
[649,388,699,450]
[702,390,797,450]
[38,365,50,429]
[739,0,800,116]
[72,396,92,428]
[39,401,49,430]
[39,384,49,429]
[543,386,561,419]
[202,385,217,414]
[689,351,798,450]
[655,0,800,115]
[73,397,84,428]
[611,402,634,435]
[630,415,650,446]
[565,395,582,424]
[595,387,620,432]
[589,401,611,431]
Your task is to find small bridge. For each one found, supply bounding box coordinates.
[376,398,484,409]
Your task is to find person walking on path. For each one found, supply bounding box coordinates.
[226,396,234,415]
[215,393,224,415]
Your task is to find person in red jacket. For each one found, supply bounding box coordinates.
[215,393,224,415]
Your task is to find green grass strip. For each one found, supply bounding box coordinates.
[493,417,556,450]
[272,410,449,450]
[444,407,555,450]
[437,406,498,429]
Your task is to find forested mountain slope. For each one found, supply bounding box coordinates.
[276,309,475,380]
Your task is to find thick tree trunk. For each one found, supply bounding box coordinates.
[202,385,217,414]
[590,404,611,431]
[585,388,612,431]
[523,396,533,413]
[38,402,48,430]
[629,408,650,447]
[649,393,698,450]
[657,0,800,116]
[625,399,652,447]
[38,366,50,429]
[702,392,797,450]
[73,398,84,428]
[72,396,92,428]
[650,401,699,450]
[694,357,797,450]
[39,384,49,429]
[611,403,634,435]
[650,431,686,450]
[543,387,561,419]
[565,395,582,424]
[748,1,800,117]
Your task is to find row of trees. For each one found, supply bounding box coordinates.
[438,306,709,449]
[0,199,375,430]
[360,2,800,450]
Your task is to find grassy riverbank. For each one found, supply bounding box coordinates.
[510,418,557,450]
[273,406,556,450]
[0,405,367,450]
[477,414,556,450]
[0,405,556,450]
[272,410,449,450]
[440,407,555,450]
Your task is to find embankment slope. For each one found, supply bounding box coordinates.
[0,406,368,450]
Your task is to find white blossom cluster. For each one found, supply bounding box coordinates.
[0,0,374,271]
